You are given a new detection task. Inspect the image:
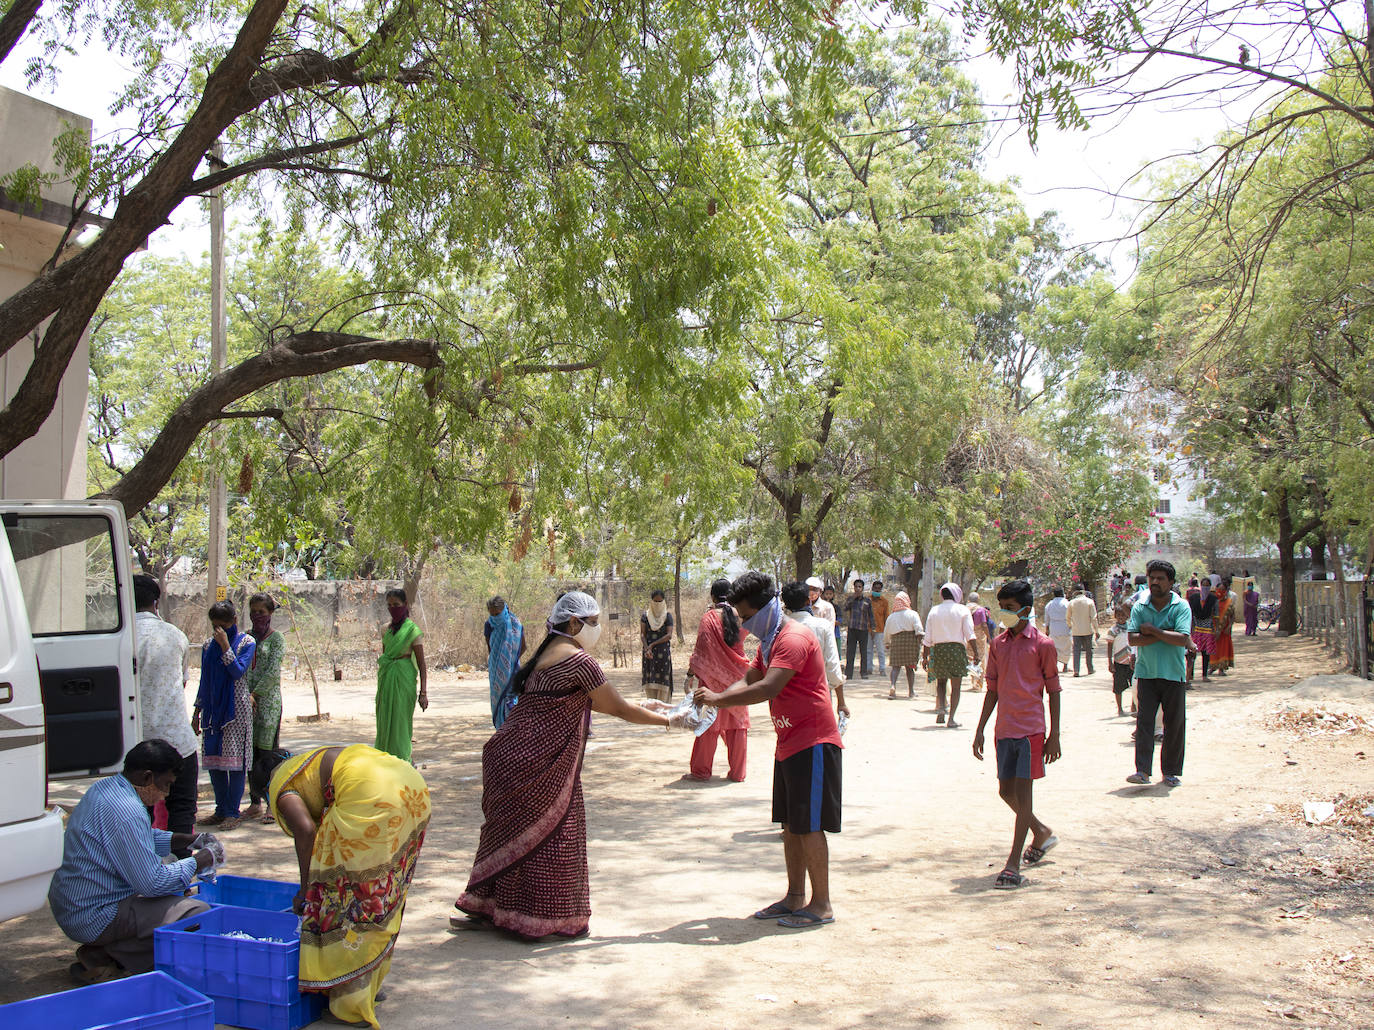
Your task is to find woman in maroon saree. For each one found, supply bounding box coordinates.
[455,591,685,940]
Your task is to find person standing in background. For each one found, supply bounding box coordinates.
[868,581,890,678]
[641,589,675,699]
[485,596,527,728]
[1243,580,1261,635]
[843,579,873,680]
[375,588,428,762]
[1067,586,1099,677]
[1041,587,1071,674]
[923,583,978,729]
[244,593,285,823]
[967,591,991,691]
[193,600,255,830]
[132,575,198,836]
[808,577,836,626]
[884,591,925,700]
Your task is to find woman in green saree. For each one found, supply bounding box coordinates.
[375,588,428,762]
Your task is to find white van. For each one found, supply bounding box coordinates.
[0,500,140,922]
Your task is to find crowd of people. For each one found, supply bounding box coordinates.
[45,558,1254,1026]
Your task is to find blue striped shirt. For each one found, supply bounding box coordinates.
[48,775,198,942]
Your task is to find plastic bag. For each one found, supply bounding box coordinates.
[967,663,983,679]
[667,695,718,737]
[838,711,849,736]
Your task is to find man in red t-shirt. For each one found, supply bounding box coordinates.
[971,579,1063,890]
[694,571,843,929]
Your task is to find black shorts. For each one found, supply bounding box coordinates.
[772,743,842,834]
[1112,663,1134,695]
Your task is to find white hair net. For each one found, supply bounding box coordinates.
[548,590,600,627]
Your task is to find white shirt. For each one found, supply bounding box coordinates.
[924,600,975,645]
[135,610,197,757]
[883,607,925,642]
[1043,596,1071,636]
[811,598,836,626]
[786,610,845,688]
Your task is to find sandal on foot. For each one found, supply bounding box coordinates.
[753,901,798,920]
[936,712,945,724]
[993,869,1026,890]
[1126,772,1150,784]
[1023,834,1059,865]
[777,911,834,928]
[946,719,960,730]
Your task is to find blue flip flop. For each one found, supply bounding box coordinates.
[777,911,835,928]
[753,901,796,920]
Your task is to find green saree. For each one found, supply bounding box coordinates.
[375,618,421,761]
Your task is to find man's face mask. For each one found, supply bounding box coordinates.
[993,605,1031,629]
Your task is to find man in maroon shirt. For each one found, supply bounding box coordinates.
[972,579,1063,889]
[695,571,843,928]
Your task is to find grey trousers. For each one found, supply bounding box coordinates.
[79,894,210,973]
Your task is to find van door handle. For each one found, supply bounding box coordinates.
[61,678,94,696]
[0,682,11,704]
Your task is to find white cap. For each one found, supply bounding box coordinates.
[805,576,824,590]
[548,590,600,627]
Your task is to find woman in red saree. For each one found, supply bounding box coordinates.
[685,579,751,781]
[454,591,686,940]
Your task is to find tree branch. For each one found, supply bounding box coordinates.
[0,0,41,67]
[94,332,441,515]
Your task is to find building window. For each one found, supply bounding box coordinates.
[1155,531,1171,545]
[1157,499,1171,514]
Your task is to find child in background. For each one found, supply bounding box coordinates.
[1105,602,1136,717]
[972,579,1062,890]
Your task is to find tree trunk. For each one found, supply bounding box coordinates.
[1330,531,1351,668]
[1277,491,1299,635]
[792,532,815,582]
[1309,532,1329,580]
[673,549,685,643]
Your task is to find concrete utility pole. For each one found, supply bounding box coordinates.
[205,143,228,605]
[920,552,935,615]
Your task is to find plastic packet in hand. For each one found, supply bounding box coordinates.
[838,711,849,736]
[968,663,983,679]
[667,696,718,737]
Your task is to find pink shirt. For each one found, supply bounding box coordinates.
[985,623,1061,740]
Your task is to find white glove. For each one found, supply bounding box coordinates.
[192,832,226,868]
[639,698,673,714]
[668,711,691,731]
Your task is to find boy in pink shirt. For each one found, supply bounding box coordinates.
[971,579,1063,889]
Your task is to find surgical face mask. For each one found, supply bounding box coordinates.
[992,606,1030,630]
[872,589,882,597]
[573,621,602,648]
[132,777,169,807]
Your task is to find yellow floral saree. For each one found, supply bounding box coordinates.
[269,745,431,1028]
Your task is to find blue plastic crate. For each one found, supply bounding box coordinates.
[1,970,214,1030]
[194,875,298,912]
[154,905,326,1030]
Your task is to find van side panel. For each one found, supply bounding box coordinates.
[0,525,47,828]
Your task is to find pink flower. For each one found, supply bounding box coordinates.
[993,519,1001,527]
[1125,520,1133,526]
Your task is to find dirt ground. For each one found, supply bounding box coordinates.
[4,631,1374,1028]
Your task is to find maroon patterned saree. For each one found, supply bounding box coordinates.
[456,650,604,938]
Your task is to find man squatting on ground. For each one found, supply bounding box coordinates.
[695,571,843,928]
[48,740,224,982]
[972,580,1062,890]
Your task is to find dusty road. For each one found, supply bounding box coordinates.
[3,631,1373,1028]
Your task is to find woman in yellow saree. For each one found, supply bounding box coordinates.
[269,745,431,1028]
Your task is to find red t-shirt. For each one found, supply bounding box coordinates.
[751,620,842,760]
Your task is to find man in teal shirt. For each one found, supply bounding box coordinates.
[1125,560,1193,787]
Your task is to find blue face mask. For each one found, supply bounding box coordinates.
[872,589,882,597]
[741,597,784,662]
